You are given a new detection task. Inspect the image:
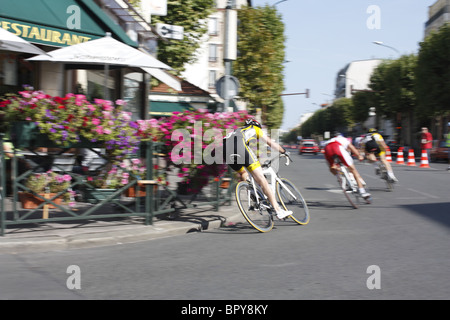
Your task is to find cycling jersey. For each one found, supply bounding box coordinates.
[362,133,385,155]
[223,124,265,173]
[324,136,354,167]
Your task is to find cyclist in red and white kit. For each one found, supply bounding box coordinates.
[324,132,371,200]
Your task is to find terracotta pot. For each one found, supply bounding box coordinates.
[219,181,230,189]
[124,185,157,197]
[19,192,63,209]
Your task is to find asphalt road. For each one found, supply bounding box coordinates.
[0,152,449,302]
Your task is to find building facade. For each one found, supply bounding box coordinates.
[181,0,251,112]
[0,0,175,120]
[335,59,382,99]
[425,0,450,37]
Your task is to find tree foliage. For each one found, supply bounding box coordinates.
[369,55,417,120]
[416,23,450,119]
[234,5,286,129]
[151,0,215,74]
[300,98,353,137]
[351,90,373,123]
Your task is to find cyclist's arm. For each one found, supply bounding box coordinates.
[348,143,364,161]
[378,139,388,150]
[261,135,286,154]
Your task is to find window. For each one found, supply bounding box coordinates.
[209,70,216,88]
[209,44,218,62]
[209,17,218,36]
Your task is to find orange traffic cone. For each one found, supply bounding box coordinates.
[419,149,430,168]
[396,147,405,165]
[386,147,392,162]
[407,148,416,166]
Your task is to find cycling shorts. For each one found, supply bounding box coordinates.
[324,141,354,167]
[222,135,261,173]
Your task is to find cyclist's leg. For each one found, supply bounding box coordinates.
[379,152,398,181]
[248,165,277,210]
[339,146,370,197]
[324,144,340,175]
[249,165,291,218]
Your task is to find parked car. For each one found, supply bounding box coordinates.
[299,139,319,155]
[430,140,449,162]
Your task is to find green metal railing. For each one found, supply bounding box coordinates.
[0,135,233,236]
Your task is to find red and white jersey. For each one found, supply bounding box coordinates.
[326,136,350,149]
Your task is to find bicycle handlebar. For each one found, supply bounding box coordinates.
[263,151,292,168]
[282,152,291,166]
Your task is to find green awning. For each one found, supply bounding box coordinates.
[0,0,137,47]
[149,101,194,116]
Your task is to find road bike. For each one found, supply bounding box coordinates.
[235,152,310,232]
[334,156,371,209]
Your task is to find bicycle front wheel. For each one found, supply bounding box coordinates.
[276,178,310,225]
[235,181,274,232]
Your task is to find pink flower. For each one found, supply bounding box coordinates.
[95,126,103,134]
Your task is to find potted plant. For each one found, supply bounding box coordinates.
[83,157,151,202]
[19,171,75,209]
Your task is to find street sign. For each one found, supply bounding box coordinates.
[215,75,240,100]
[156,23,184,40]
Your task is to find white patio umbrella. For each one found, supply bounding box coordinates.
[28,33,173,98]
[0,27,48,55]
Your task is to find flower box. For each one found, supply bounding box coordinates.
[83,188,119,204]
[18,192,63,209]
[11,121,100,148]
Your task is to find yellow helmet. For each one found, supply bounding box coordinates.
[368,128,377,133]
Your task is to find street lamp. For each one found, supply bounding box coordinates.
[273,0,288,6]
[372,41,400,55]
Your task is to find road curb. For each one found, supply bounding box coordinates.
[0,206,243,254]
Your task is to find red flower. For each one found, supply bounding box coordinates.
[53,96,65,104]
[0,100,11,107]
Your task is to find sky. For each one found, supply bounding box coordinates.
[251,0,437,131]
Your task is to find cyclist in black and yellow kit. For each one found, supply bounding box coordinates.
[223,119,292,220]
[361,128,398,182]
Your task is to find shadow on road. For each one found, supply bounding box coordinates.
[399,202,450,230]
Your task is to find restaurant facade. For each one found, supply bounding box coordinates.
[0,0,161,119]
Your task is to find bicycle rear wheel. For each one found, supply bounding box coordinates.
[276,178,310,225]
[337,172,359,209]
[235,181,274,232]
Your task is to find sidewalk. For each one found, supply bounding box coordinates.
[0,200,243,254]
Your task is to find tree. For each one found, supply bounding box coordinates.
[416,24,450,121]
[351,90,373,124]
[151,0,215,74]
[234,5,286,129]
[369,55,417,144]
[299,98,353,137]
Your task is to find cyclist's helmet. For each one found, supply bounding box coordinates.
[245,118,262,129]
[332,131,342,137]
[368,128,378,133]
